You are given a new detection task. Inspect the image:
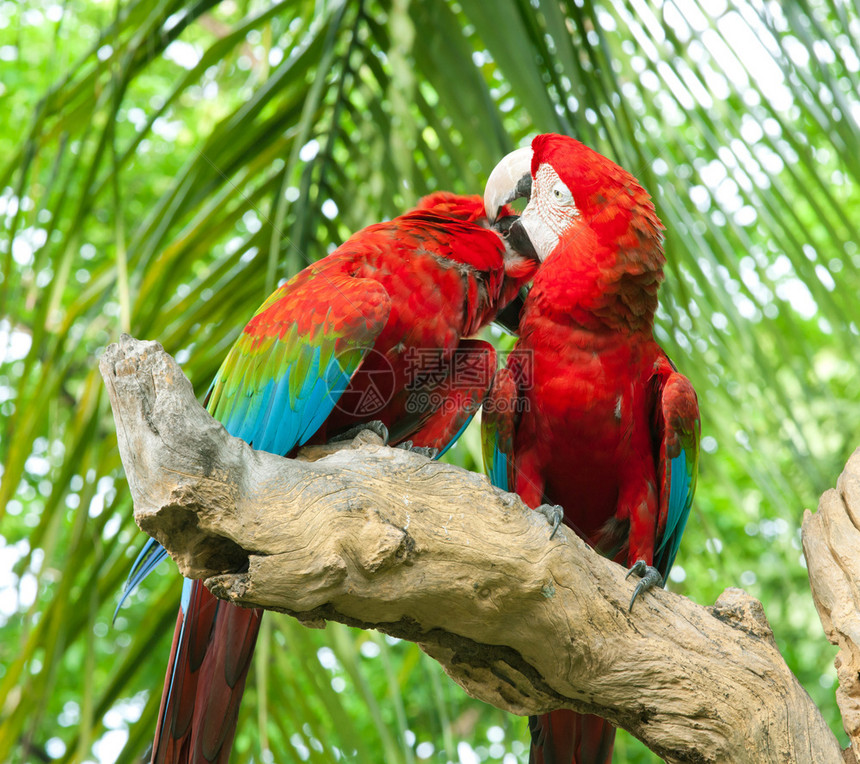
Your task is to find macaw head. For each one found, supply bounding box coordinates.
[483,133,664,268]
[484,134,666,329]
[411,191,538,309]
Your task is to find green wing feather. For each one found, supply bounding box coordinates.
[206,264,391,454]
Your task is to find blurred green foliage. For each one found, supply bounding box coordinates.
[1,0,858,761]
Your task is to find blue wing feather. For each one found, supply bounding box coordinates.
[114,537,170,620]
[297,362,353,446]
[485,441,511,492]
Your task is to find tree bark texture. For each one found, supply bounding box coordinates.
[100,335,848,763]
[803,447,860,762]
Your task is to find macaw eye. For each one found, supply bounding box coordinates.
[550,181,573,205]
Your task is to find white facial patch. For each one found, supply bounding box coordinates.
[518,163,579,262]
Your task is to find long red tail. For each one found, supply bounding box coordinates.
[151,580,262,763]
[529,710,615,764]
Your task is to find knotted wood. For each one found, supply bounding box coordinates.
[100,335,846,763]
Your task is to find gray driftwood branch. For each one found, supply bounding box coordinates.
[100,335,849,763]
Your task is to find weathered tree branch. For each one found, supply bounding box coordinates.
[100,335,847,763]
[803,448,860,762]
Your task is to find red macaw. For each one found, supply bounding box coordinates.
[481,134,701,764]
[120,191,539,763]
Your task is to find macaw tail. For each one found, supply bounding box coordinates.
[529,710,615,764]
[151,579,262,764]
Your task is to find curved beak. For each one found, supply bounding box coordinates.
[483,146,534,223]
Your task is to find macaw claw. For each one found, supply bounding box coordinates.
[625,560,663,612]
[329,420,390,446]
[535,503,564,539]
[396,441,439,459]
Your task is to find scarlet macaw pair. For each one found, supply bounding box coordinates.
[124,134,699,764]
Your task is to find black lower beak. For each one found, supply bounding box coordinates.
[494,215,539,262]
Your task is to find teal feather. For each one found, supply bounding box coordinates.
[481,369,518,495]
[654,449,694,576]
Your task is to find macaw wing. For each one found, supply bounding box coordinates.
[206,266,391,455]
[651,355,701,578]
[481,366,519,493]
[387,339,496,457]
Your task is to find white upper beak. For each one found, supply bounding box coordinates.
[483,146,534,223]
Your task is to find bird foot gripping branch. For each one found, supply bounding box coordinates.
[625,560,664,612]
[535,503,564,539]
